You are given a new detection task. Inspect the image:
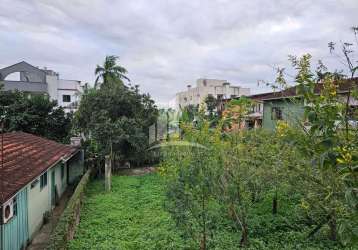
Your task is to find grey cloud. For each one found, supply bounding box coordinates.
[0,0,357,102]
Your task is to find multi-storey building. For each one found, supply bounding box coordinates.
[175,78,250,109]
[0,61,83,112]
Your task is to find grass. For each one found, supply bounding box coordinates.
[68,174,189,250]
[69,174,348,250]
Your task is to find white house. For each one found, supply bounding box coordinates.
[176,78,250,109]
[0,61,83,112]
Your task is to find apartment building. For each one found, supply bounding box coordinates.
[176,78,250,109]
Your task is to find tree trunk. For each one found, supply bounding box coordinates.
[240,219,249,247]
[272,191,278,215]
[329,213,337,241]
[105,155,112,192]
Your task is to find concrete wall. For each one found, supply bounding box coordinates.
[46,75,59,102]
[27,171,51,239]
[262,98,305,131]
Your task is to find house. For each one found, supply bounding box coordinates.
[0,132,84,250]
[176,78,250,109]
[218,78,358,131]
[261,79,358,130]
[0,61,83,112]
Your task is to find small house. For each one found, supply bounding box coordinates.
[0,132,84,250]
[262,79,358,130]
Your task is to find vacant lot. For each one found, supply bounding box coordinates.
[68,174,188,250]
[69,173,345,250]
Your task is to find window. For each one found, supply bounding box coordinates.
[61,165,65,180]
[13,197,17,216]
[271,107,283,120]
[40,172,48,190]
[62,95,71,102]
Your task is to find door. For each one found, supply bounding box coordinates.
[51,171,56,207]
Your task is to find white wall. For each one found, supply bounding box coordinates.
[46,75,59,102]
[176,79,250,108]
[27,171,51,239]
[27,162,69,239]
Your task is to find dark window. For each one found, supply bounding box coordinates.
[61,165,65,180]
[13,197,17,216]
[62,95,71,102]
[40,172,48,190]
[4,205,11,219]
[271,107,283,120]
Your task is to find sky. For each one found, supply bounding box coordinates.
[0,0,357,105]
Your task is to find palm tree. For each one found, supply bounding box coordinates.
[95,55,130,88]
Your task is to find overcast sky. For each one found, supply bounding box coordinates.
[0,0,357,104]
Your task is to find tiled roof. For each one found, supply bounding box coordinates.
[0,132,79,204]
[260,78,358,101]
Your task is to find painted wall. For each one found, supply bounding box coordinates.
[27,171,51,239]
[262,98,305,131]
[1,188,29,250]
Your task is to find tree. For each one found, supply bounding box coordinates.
[0,90,72,143]
[94,55,130,88]
[74,77,158,166]
[222,97,253,131]
[277,51,358,244]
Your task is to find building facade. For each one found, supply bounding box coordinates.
[0,61,82,112]
[0,132,84,250]
[176,78,250,109]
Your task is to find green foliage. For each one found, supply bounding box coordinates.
[281,53,358,245]
[180,104,198,124]
[68,174,191,250]
[222,97,253,130]
[74,77,158,165]
[0,90,72,143]
[47,169,92,250]
[95,55,130,88]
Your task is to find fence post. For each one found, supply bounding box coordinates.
[105,155,111,192]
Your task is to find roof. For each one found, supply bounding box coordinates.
[0,132,79,204]
[260,78,358,101]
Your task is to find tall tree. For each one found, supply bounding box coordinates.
[75,78,158,166]
[94,55,130,88]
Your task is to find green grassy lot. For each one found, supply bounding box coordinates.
[69,174,346,250]
[68,174,189,250]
